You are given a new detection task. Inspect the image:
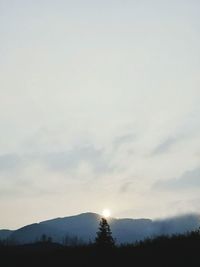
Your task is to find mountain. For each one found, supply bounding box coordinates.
[1,212,200,245]
[9,213,101,244]
[0,230,13,240]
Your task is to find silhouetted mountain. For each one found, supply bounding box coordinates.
[10,213,100,244]
[2,212,200,244]
[0,230,13,240]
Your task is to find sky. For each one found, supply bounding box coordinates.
[0,0,200,229]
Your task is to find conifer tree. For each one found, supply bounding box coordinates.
[95,217,115,247]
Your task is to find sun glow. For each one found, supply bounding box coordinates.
[102,209,111,218]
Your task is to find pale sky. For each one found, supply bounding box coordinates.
[0,0,200,229]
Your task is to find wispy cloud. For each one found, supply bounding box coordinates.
[113,133,136,150]
[152,136,179,155]
[153,167,200,191]
[42,145,112,174]
[0,144,112,177]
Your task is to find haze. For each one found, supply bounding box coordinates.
[0,0,200,229]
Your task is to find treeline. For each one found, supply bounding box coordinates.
[1,230,200,266]
[0,233,84,247]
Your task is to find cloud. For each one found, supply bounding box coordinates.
[0,144,115,204]
[153,167,200,191]
[0,154,22,172]
[119,181,132,193]
[153,214,200,236]
[0,0,200,228]
[43,145,111,174]
[113,133,136,149]
[0,143,112,178]
[152,136,179,155]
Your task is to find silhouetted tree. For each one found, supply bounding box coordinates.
[95,217,115,248]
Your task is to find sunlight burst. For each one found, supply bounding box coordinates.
[102,209,111,218]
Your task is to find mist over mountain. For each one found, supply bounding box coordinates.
[1,213,200,245]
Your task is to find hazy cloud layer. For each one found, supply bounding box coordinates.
[0,0,200,228]
[0,154,22,172]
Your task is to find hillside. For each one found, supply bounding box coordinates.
[1,212,200,245]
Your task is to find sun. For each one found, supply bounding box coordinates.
[102,209,111,218]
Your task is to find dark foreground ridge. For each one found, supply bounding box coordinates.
[1,230,200,267]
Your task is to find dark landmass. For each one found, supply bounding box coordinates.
[1,230,200,267]
[1,212,200,245]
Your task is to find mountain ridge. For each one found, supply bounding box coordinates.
[1,212,200,244]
